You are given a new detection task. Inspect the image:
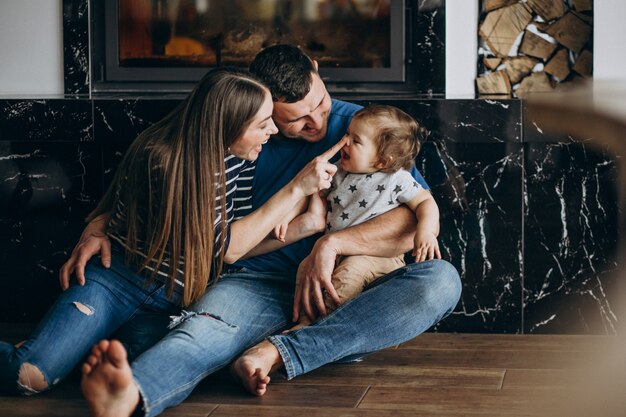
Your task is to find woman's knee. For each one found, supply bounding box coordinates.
[17,362,48,394]
[0,344,48,395]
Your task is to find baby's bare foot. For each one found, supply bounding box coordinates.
[81,340,140,417]
[231,340,283,396]
[282,317,312,334]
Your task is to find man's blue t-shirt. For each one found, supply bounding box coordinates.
[233,99,429,274]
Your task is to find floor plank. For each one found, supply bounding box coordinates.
[270,363,505,389]
[185,381,369,408]
[400,332,612,352]
[501,369,587,390]
[208,404,483,417]
[358,386,569,416]
[360,347,587,369]
[0,398,89,417]
[0,331,613,417]
[161,403,218,417]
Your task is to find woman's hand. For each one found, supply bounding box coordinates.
[290,137,347,197]
[59,215,112,290]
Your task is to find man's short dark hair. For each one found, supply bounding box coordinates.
[250,44,316,103]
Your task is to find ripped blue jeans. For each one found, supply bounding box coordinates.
[131,260,462,417]
[0,250,180,395]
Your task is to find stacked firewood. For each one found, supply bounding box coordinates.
[476,0,593,97]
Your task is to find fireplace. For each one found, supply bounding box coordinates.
[91,0,431,94]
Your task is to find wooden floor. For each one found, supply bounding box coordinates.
[0,327,620,416]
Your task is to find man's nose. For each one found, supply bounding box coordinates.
[307,110,323,130]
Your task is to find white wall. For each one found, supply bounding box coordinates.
[0,1,623,96]
[0,0,64,95]
[594,0,626,80]
[445,0,478,98]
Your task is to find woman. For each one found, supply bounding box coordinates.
[0,67,341,395]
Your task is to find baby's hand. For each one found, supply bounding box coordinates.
[274,222,289,242]
[412,230,441,262]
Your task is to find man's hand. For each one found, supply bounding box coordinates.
[293,236,341,322]
[59,216,112,290]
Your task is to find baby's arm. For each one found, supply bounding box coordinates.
[404,189,441,262]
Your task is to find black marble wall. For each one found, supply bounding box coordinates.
[0,100,99,321]
[0,0,620,333]
[0,97,619,333]
[63,0,89,95]
[522,106,620,334]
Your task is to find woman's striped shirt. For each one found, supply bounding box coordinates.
[108,154,249,292]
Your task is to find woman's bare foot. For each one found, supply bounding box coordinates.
[231,340,283,396]
[81,340,140,417]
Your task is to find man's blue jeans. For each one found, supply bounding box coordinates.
[0,253,181,395]
[131,259,461,417]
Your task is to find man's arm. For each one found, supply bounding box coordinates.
[320,205,416,258]
[294,205,417,321]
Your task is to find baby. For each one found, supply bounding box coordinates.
[277,104,441,329]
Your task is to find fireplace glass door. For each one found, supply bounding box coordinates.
[104,0,404,83]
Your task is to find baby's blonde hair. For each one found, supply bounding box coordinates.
[353,105,427,172]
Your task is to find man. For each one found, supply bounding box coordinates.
[75,45,462,416]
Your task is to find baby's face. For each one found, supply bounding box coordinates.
[339,118,382,174]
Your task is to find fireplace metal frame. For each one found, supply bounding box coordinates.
[91,0,428,94]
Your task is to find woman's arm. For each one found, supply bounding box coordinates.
[224,138,346,264]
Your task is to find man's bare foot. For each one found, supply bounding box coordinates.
[81,340,140,417]
[231,340,283,396]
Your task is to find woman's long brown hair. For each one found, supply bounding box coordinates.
[88,68,268,306]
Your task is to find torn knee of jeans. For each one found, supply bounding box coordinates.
[17,363,49,395]
[72,301,94,316]
[197,312,237,329]
[168,310,238,330]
